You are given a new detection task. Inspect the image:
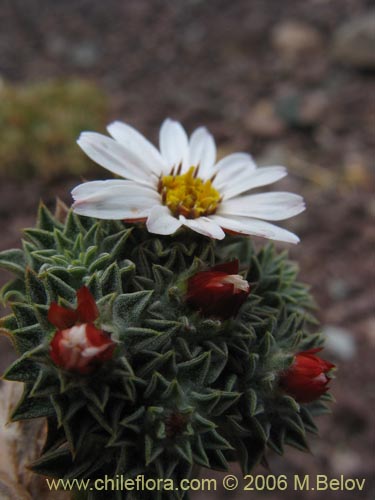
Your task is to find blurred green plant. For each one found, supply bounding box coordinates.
[0,79,108,179]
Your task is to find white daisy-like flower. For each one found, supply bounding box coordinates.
[72,119,305,243]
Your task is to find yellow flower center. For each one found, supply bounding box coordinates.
[158,166,221,219]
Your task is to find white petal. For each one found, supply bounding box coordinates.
[71,179,144,198]
[211,215,300,244]
[146,205,183,235]
[218,192,305,220]
[82,345,108,357]
[222,275,250,293]
[159,119,188,170]
[72,182,160,220]
[180,215,225,240]
[72,180,159,201]
[221,166,287,200]
[213,153,257,189]
[188,127,216,177]
[77,132,157,186]
[107,121,166,175]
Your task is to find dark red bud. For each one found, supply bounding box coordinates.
[186,260,250,320]
[279,348,335,403]
[50,323,115,374]
[48,286,113,373]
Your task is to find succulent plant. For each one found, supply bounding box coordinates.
[0,203,334,499]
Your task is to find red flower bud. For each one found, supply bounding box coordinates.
[48,286,99,329]
[186,260,250,319]
[279,348,335,403]
[50,323,115,374]
[48,287,114,374]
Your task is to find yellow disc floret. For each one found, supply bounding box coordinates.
[159,166,221,219]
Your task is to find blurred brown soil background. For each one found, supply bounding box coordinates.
[0,1,374,499]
